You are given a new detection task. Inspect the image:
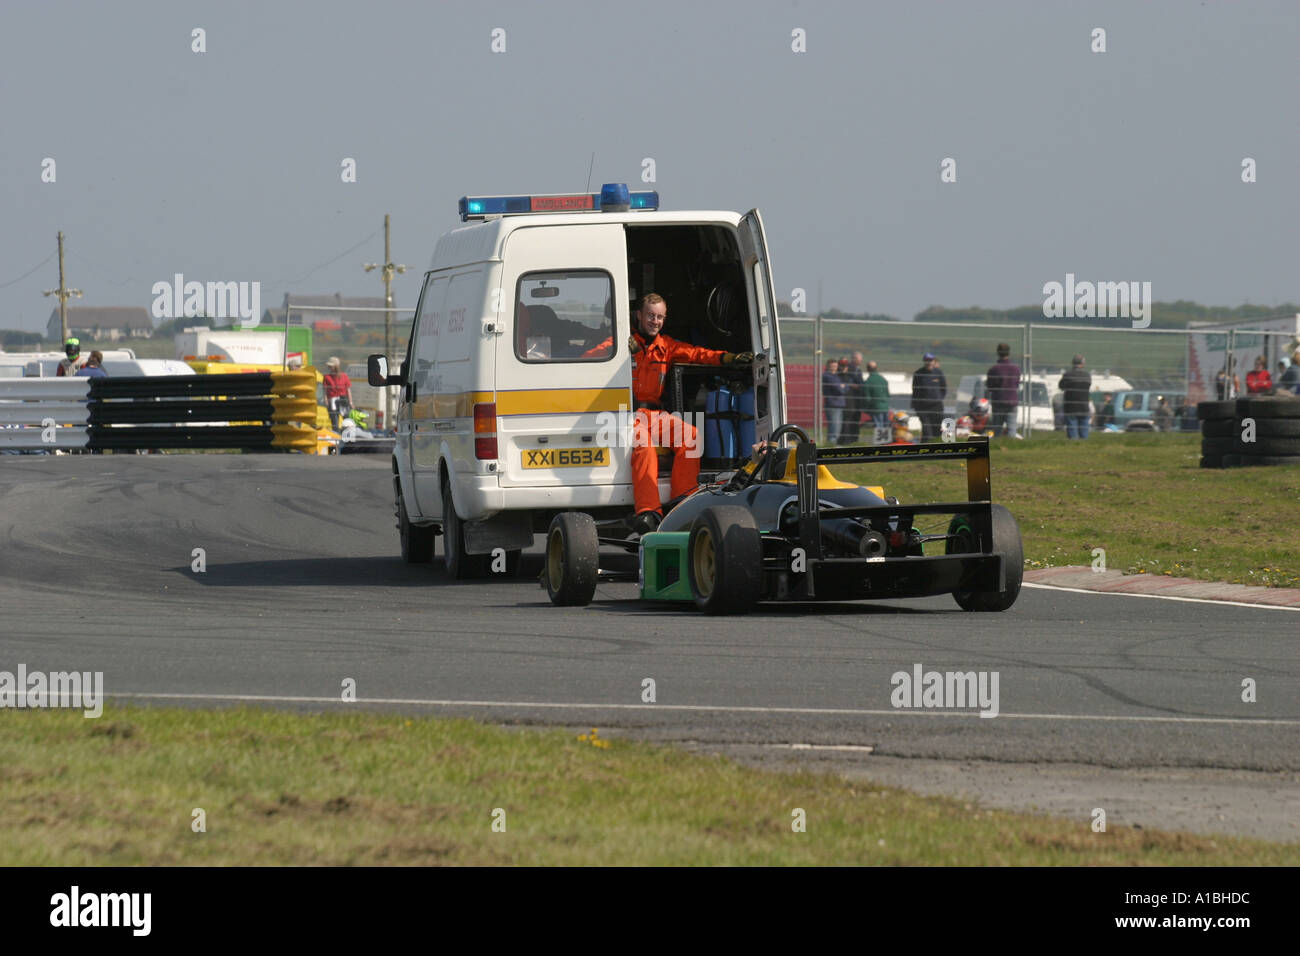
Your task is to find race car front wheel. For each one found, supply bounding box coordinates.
[545,512,599,607]
[688,506,762,615]
[946,504,1023,612]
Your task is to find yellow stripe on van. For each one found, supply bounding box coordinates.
[414,388,627,418]
[495,388,630,416]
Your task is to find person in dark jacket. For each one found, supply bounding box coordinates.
[911,352,946,441]
[822,359,846,445]
[839,352,866,444]
[1058,355,1093,439]
[985,343,1020,438]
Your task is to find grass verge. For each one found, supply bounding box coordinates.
[837,432,1300,588]
[1,705,1295,865]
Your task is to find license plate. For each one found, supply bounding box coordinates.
[522,447,609,468]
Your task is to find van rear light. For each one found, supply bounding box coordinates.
[474,402,497,460]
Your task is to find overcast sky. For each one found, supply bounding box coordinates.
[2,0,1297,332]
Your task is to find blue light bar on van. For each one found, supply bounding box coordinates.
[458,183,660,221]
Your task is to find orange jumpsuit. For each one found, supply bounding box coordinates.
[627,332,725,515]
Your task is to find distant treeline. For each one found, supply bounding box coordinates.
[777,301,1300,329]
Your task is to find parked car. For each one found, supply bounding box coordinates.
[1112,389,1186,430]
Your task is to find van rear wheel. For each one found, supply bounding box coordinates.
[442,481,486,580]
[398,494,433,564]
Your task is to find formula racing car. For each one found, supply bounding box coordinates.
[541,425,1022,614]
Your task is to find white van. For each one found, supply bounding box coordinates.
[369,184,785,577]
[958,371,1134,433]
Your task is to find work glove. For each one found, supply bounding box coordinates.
[628,335,642,355]
[721,351,755,365]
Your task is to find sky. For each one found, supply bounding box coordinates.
[2,0,1298,333]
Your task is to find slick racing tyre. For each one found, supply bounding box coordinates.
[687,506,761,615]
[545,512,599,607]
[947,504,1023,612]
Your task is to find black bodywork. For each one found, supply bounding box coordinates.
[650,438,1007,602]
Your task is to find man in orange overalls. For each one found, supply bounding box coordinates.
[621,294,752,534]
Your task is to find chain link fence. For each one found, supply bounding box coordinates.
[778,315,1300,441]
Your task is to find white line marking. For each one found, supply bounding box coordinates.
[107,692,1300,726]
[1023,582,1300,611]
[771,743,876,752]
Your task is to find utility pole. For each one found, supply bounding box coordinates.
[42,231,83,344]
[364,215,405,428]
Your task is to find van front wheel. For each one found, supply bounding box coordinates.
[442,481,486,580]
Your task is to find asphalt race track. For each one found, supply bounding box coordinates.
[2,455,1297,840]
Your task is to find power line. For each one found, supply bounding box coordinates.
[0,251,56,289]
[66,250,136,287]
[277,230,382,286]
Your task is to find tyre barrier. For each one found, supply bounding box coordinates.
[1,372,321,452]
[1198,395,1300,468]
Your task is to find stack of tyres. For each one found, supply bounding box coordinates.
[1235,395,1300,467]
[1197,399,1239,468]
[1197,395,1300,468]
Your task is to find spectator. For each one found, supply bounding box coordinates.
[1094,392,1115,429]
[1278,352,1300,395]
[1058,354,1093,439]
[863,360,891,442]
[322,356,354,431]
[74,351,107,378]
[1245,356,1272,394]
[985,343,1020,438]
[840,351,866,444]
[822,359,846,445]
[911,352,946,442]
[1153,395,1174,432]
[1215,358,1240,400]
[57,338,86,377]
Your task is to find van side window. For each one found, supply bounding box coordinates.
[514,271,615,363]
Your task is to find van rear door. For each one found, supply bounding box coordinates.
[737,210,785,426]
[495,223,632,489]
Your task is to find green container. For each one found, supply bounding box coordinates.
[639,531,694,601]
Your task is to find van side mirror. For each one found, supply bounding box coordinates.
[367,353,403,387]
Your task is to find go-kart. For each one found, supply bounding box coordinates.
[541,425,1022,615]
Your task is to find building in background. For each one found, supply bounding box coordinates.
[260,293,390,329]
[45,306,153,342]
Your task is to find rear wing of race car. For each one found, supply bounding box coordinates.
[792,438,993,566]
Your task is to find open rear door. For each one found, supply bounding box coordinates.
[738,209,786,431]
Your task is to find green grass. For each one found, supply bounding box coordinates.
[2,706,1294,865]
[837,432,1300,588]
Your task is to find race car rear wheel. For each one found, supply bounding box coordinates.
[946,504,1023,612]
[688,506,761,615]
[545,512,599,607]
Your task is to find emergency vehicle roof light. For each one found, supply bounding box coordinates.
[458,184,659,221]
